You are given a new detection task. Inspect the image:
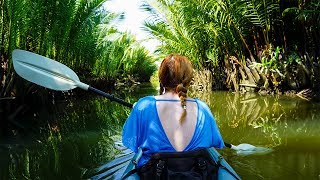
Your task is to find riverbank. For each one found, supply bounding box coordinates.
[191,69,320,102]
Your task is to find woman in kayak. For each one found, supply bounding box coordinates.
[122,54,225,169]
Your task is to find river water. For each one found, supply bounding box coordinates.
[1,84,319,179]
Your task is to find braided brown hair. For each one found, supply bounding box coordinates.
[158,54,193,123]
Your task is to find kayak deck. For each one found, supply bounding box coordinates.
[85,145,241,180]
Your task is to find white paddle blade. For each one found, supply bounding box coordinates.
[232,143,273,155]
[12,49,88,91]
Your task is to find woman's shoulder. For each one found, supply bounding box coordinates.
[137,95,156,103]
[194,98,209,107]
[134,96,156,109]
[194,98,212,114]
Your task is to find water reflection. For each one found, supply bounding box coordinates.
[202,91,320,179]
[0,86,319,179]
[196,91,320,147]
[0,98,130,179]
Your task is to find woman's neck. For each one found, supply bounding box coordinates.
[158,91,179,99]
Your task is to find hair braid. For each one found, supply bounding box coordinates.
[176,83,188,123]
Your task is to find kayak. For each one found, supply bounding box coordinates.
[86,146,241,180]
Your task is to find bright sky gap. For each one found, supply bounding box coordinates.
[104,0,159,52]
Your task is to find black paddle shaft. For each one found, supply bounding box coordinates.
[88,86,133,108]
[224,142,232,148]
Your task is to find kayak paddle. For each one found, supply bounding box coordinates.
[12,49,132,108]
[12,49,266,153]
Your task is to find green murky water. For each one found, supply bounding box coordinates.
[1,84,320,179]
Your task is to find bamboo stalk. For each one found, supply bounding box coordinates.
[239,67,247,80]
[0,97,16,100]
[244,66,256,84]
[239,84,258,88]
[254,66,267,82]
[249,66,261,82]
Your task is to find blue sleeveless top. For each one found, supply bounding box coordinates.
[122,96,224,167]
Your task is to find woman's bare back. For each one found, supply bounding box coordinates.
[155,94,198,151]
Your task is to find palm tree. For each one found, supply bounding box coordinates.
[94,30,157,82]
[143,0,320,91]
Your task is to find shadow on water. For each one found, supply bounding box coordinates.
[1,85,320,179]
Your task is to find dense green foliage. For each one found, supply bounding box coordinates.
[0,0,156,98]
[0,0,157,136]
[94,32,157,82]
[143,0,320,92]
